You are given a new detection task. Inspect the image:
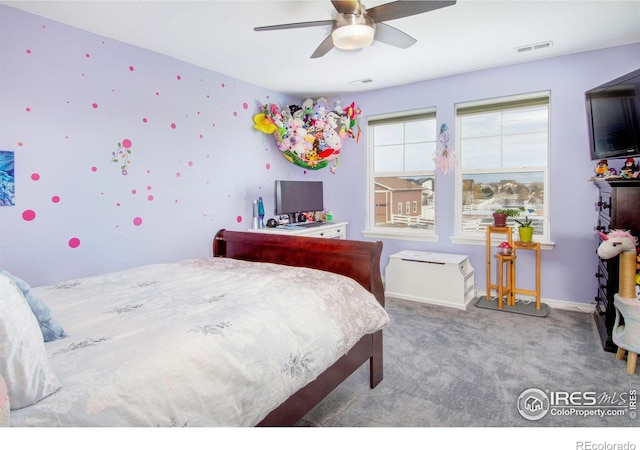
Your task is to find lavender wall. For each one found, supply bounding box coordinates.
[0,6,328,286]
[338,43,640,307]
[2,5,639,308]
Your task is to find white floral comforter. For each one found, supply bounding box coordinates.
[10,258,389,427]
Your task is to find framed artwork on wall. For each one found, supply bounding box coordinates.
[0,151,15,206]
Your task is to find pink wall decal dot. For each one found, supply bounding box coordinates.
[146,185,152,190]
[131,189,137,195]
[68,237,80,248]
[142,117,148,123]
[155,92,160,96]
[31,173,40,181]
[51,195,60,203]
[242,102,248,110]
[92,103,98,109]
[26,49,31,54]
[266,163,271,170]
[188,161,193,167]
[85,53,90,58]
[147,195,154,201]
[176,172,181,177]
[221,83,225,88]
[233,111,238,117]
[170,123,176,129]
[91,166,98,172]
[122,138,132,149]
[236,215,242,223]
[25,107,31,112]
[129,66,135,71]
[22,210,36,221]
[17,141,23,147]
[176,75,181,80]
[133,217,143,226]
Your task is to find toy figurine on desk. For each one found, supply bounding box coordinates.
[594,159,609,177]
[620,157,639,179]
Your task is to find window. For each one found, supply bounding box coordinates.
[366,110,437,239]
[455,93,550,241]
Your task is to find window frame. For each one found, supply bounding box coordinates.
[451,92,554,248]
[363,108,439,242]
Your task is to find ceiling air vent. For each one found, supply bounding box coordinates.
[348,78,374,85]
[515,41,553,54]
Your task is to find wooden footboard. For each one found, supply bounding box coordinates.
[213,229,385,426]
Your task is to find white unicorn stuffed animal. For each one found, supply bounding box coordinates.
[597,229,638,299]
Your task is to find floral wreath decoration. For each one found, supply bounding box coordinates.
[253,97,362,173]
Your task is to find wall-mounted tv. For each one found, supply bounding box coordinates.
[275,180,323,221]
[586,68,640,160]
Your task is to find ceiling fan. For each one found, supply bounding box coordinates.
[254,0,456,58]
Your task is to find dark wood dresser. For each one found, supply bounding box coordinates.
[593,179,640,352]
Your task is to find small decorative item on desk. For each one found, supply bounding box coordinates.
[257,197,265,229]
[497,241,512,256]
[326,211,333,222]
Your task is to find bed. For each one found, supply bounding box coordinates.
[2,230,388,426]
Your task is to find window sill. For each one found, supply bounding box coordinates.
[362,228,440,243]
[450,234,556,250]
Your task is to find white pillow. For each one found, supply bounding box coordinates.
[0,274,61,410]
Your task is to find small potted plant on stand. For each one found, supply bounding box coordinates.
[493,208,519,227]
[515,208,534,242]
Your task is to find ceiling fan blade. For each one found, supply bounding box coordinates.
[331,0,362,15]
[367,0,456,23]
[374,22,416,49]
[310,34,335,59]
[254,19,334,32]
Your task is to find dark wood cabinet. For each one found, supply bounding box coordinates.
[593,180,640,352]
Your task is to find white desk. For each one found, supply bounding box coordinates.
[247,221,347,239]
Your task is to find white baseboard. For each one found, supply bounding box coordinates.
[382,277,596,314]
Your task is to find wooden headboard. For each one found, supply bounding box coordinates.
[213,229,384,307]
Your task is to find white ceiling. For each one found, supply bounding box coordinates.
[4,0,640,97]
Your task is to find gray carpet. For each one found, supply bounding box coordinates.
[298,297,639,427]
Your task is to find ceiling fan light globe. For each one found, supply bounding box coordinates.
[331,24,375,50]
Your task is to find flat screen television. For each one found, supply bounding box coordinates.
[275,180,323,221]
[586,68,640,160]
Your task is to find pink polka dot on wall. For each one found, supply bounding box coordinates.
[236,216,242,223]
[92,103,98,109]
[133,217,143,226]
[51,195,60,203]
[68,237,80,248]
[91,166,98,172]
[31,173,40,181]
[22,210,36,221]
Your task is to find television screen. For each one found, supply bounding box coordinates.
[586,68,640,160]
[275,180,323,217]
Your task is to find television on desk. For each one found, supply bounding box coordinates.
[275,180,323,223]
[586,68,640,161]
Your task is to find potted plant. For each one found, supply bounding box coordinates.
[515,207,534,242]
[493,208,519,227]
